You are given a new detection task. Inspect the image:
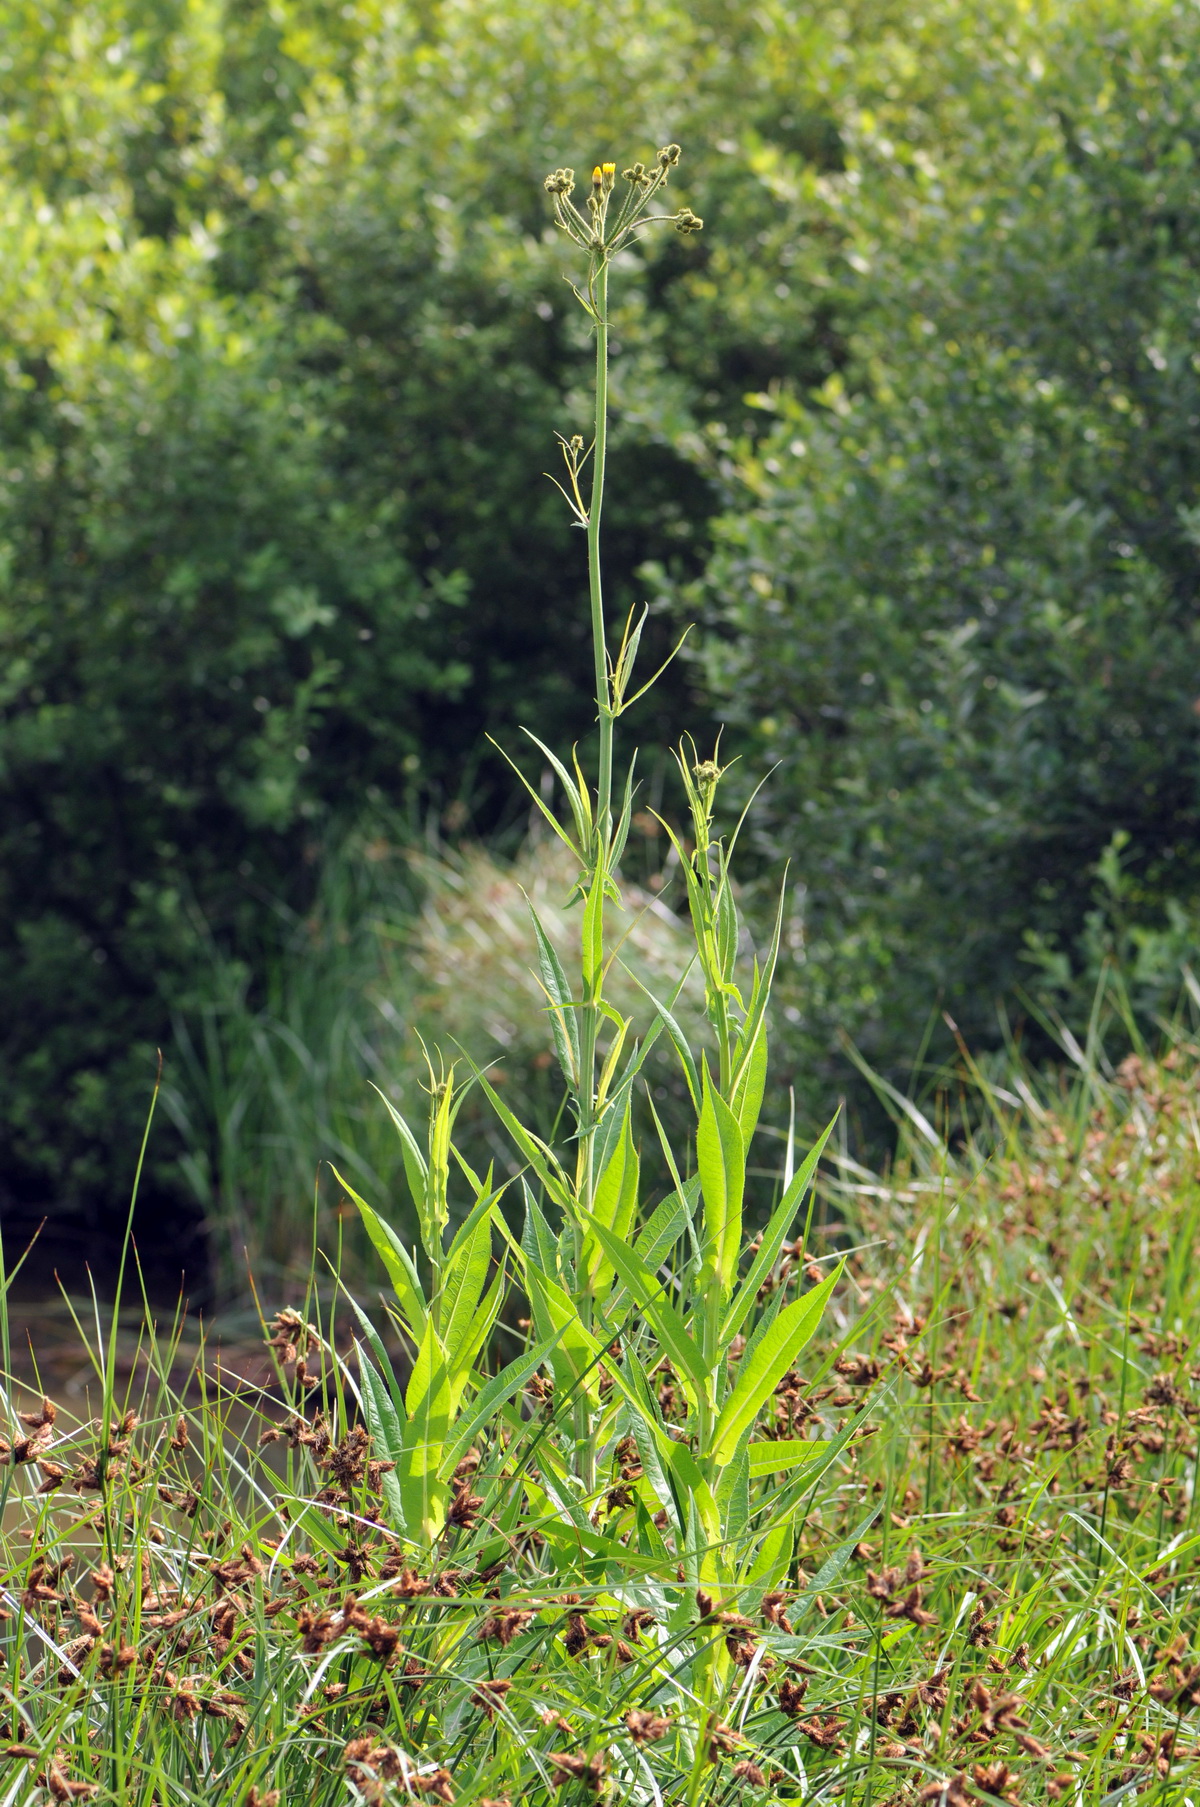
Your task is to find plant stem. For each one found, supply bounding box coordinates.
[568,255,612,1489]
[589,256,612,842]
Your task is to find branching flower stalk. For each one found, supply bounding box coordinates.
[544,147,701,846]
[540,151,702,1369]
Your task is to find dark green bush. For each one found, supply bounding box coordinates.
[674,0,1200,1109]
[0,0,864,1239]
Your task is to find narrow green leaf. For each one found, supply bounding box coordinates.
[582,863,605,998]
[729,881,786,1108]
[730,1013,768,1147]
[718,1447,750,1551]
[464,1060,572,1210]
[521,1182,559,1280]
[633,1175,699,1273]
[590,1087,633,1207]
[525,1264,604,1406]
[672,1445,722,1576]
[332,1167,427,1342]
[587,1114,639,1298]
[338,1288,406,1421]
[696,1065,745,1289]
[624,1392,678,1528]
[528,902,579,1087]
[367,1089,428,1218]
[715,860,739,984]
[439,1214,492,1375]
[710,1264,842,1466]
[609,754,639,869]
[583,1212,708,1389]
[448,1267,505,1398]
[746,1438,829,1477]
[518,728,593,849]
[439,1336,561,1480]
[520,732,586,823]
[744,1518,793,1590]
[399,1318,454,1538]
[792,1508,879,1618]
[721,1114,837,1343]
[629,971,701,1111]
[356,1345,408,1529]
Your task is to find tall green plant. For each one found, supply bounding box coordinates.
[344,149,844,1764]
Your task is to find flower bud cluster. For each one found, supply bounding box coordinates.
[542,143,702,285]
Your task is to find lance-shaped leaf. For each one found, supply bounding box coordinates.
[525,1263,604,1406]
[709,1264,842,1467]
[439,1212,493,1377]
[528,902,579,1089]
[447,1268,505,1408]
[581,861,606,1000]
[729,1012,768,1148]
[585,1112,639,1299]
[625,968,701,1111]
[399,1318,454,1539]
[633,1175,698,1274]
[789,1508,880,1624]
[332,1168,426,1343]
[368,1088,429,1216]
[464,1060,573,1212]
[727,881,785,1136]
[746,1438,829,1477]
[583,1212,707,1391]
[356,1345,408,1531]
[742,1518,793,1594]
[696,1065,745,1291]
[679,1471,722,1590]
[439,1335,561,1481]
[717,1447,750,1551]
[720,1113,837,1343]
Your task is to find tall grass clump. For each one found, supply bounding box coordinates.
[2,148,1200,1807]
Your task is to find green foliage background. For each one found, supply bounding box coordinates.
[2,0,1198,1257]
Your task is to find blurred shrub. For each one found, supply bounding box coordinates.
[664,0,1200,1113]
[0,0,875,1238]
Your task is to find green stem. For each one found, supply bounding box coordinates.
[589,256,612,842]
[568,255,612,1489]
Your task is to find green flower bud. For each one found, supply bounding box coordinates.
[657,143,682,168]
[674,207,703,234]
[543,167,575,196]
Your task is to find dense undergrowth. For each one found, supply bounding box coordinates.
[1,1039,1200,1803]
